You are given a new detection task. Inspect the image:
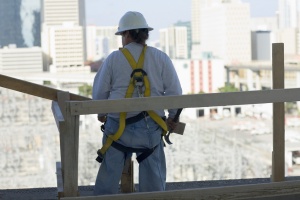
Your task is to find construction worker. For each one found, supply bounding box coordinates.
[92,11,182,195]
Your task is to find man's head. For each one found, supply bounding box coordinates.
[116,11,153,46]
[115,11,153,35]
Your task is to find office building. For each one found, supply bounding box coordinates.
[41,0,86,71]
[191,0,220,58]
[48,25,85,71]
[172,58,225,94]
[0,0,41,48]
[86,26,121,61]
[251,31,272,61]
[174,21,192,59]
[200,0,251,63]
[160,26,188,59]
[191,0,203,58]
[0,46,43,73]
[278,0,300,29]
[275,28,300,56]
[41,0,85,26]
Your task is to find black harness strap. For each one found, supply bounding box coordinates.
[136,147,157,163]
[111,141,158,163]
[101,112,166,133]
[126,111,148,125]
[98,113,166,163]
[100,112,148,133]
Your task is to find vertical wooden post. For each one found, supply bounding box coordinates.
[272,43,285,182]
[57,91,70,186]
[56,162,64,199]
[59,92,80,197]
[121,157,134,193]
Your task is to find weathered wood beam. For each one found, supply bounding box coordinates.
[63,101,80,197]
[121,158,134,193]
[56,162,64,199]
[61,180,300,200]
[52,101,64,132]
[272,43,285,182]
[53,91,135,197]
[69,88,300,116]
[0,74,90,101]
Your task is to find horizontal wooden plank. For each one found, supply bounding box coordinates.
[0,74,90,101]
[61,180,300,200]
[69,88,300,116]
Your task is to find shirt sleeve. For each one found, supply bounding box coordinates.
[92,58,111,117]
[161,55,182,118]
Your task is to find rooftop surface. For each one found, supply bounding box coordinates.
[1,177,300,200]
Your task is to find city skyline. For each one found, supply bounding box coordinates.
[85,0,278,42]
[0,0,280,47]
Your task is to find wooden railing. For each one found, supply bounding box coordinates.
[0,73,90,198]
[0,74,90,101]
[2,43,300,199]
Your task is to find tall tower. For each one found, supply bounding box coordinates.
[86,26,122,61]
[41,0,86,71]
[0,0,24,48]
[41,0,85,26]
[191,0,202,59]
[175,21,192,59]
[191,0,201,47]
[200,0,251,63]
[278,0,300,28]
[159,26,188,59]
[0,0,41,48]
[191,0,217,58]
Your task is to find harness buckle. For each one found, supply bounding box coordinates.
[133,76,144,87]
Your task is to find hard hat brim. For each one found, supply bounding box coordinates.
[115,27,154,35]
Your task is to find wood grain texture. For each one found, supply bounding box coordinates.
[61,180,300,200]
[272,43,285,182]
[56,162,64,199]
[69,88,300,116]
[0,74,90,101]
[62,102,80,197]
[51,101,64,132]
[120,158,134,193]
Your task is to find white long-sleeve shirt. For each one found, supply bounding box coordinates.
[92,42,182,119]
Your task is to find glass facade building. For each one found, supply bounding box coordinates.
[0,0,41,48]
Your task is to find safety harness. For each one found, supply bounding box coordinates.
[96,46,168,163]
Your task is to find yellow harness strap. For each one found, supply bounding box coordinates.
[99,46,167,156]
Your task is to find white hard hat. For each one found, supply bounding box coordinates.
[115,11,153,35]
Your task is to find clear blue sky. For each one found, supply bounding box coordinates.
[85,0,278,41]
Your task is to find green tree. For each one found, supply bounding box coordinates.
[78,83,92,97]
[218,83,239,93]
[285,102,298,114]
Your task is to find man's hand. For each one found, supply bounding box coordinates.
[98,115,107,123]
[166,117,178,131]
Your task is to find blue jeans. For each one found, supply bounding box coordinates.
[94,116,166,195]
